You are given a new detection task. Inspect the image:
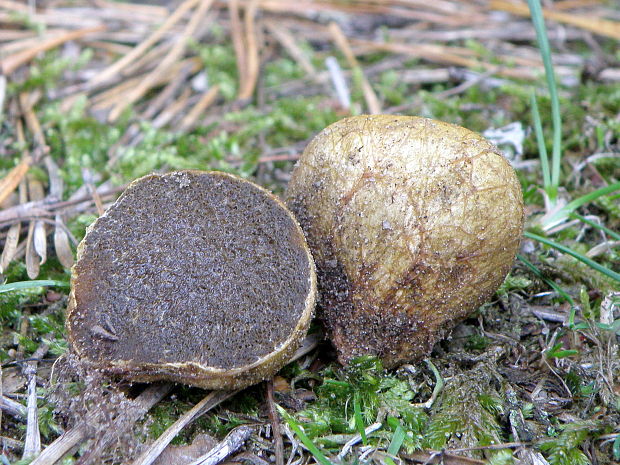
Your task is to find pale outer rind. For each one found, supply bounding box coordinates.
[286,115,524,368]
[66,170,317,390]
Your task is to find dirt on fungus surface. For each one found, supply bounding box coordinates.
[286,116,524,367]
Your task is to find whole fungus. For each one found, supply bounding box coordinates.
[67,170,316,390]
[286,115,524,368]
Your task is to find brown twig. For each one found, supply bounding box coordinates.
[265,379,284,465]
[131,390,239,465]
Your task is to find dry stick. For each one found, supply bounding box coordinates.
[31,383,172,465]
[178,85,220,132]
[266,380,284,465]
[1,26,105,74]
[22,344,49,460]
[490,0,620,40]
[228,0,247,94]
[189,426,252,465]
[131,390,240,465]
[107,0,214,122]
[87,0,201,88]
[264,21,317,77]
[0,184,124,225]
[237,0,260,101]
[328,22,381,114]
[0,396,27,420]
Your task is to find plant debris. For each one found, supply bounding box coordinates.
[0,0,618,464]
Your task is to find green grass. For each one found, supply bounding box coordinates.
[0,2,618,465]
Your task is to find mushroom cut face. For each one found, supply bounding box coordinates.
[286,115,524,368]
[67,171,316,390]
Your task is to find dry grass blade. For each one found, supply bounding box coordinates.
[178,84,220,132]
[328,22,381,114]
[88,0,201,88]
[1,26,105,75]
[107,0,214,122]
[490,0,620,40]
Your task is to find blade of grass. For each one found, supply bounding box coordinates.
[353,394,367,445]
[277,405,334,465]
[0,280,69,294]
[517,254,575,304]
[525,231,620,282]
[542,181,620,230]
[387,423,406,456]
[530,91,550,190]
[527,0,562,200]
[570,212,620,241]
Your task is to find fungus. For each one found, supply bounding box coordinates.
[286,115,524,368]
[67,170,316,390]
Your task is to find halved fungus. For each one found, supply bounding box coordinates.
[67,170,316,390]
[286,115,524,368]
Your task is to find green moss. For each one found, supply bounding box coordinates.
[423,362,506,459]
